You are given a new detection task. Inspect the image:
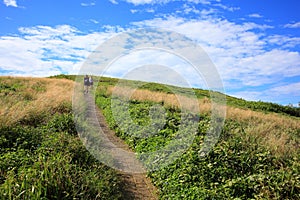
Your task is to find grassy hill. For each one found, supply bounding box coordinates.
[0,76,122,199]
[95,76,300,118]
[1,75,299,199]
[93,76,300,199]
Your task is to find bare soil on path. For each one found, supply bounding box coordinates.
[84,93,158,200]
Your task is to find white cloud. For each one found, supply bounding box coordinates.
[229,91,263,102]
[81,2,96,6]
[103,49,206,88]
[18,25,78,39]
[146,8,155,13]
[109,0,118,4]
[231,82,300,104]
[214,3,240,12]
[3,0,17,7]
[248,13,263,18]
[122,0,170,5]
[131,16,299,91]
[112,0,214,5]
[237,50,300,85]
[90,19,99,24]
[199,8,217,17]
[284,22,300,28]
[188,0,212,4]
[0,25,118,77]
[269,82,300,96]
[267,35,300,48]
[180,3,201,15]
[130,8,156,14]
[130,9,138,14]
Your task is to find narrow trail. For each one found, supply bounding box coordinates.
[84,93,158,200]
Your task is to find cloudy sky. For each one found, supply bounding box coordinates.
[0,0,299,105]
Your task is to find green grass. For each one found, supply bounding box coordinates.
[95,84,300,199]
[0,113,122,200]
[226,95,300,117]
[48,74,77,81]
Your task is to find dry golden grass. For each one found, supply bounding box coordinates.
[108,86,212,114]
[107,85,300,157]
[0,76,74,127]
[226,106,300,156]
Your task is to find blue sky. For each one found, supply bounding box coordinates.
[0,0,299,105]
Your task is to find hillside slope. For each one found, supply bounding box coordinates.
[93,76,299,199]
[1,76,299,199]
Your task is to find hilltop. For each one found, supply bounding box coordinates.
[49,74,300,117]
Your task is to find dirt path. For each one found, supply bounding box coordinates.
[84,93,158,200]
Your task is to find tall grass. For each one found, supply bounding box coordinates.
[105,85,300,157]
[0,77,73,127]
[0,77,123,199]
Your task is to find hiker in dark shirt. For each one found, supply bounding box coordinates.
[84,75,90,94]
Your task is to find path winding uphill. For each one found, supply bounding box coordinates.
[83,93,158,200]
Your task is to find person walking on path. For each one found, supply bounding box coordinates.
[84,75,90,94]
[89,76,94,90]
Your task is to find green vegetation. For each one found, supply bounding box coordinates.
[95,79,300,199]
[226,95,300,117]
[48,74,77,81]
[0,115,121,200]
[0,77,122,200]
[9,74,298,199]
